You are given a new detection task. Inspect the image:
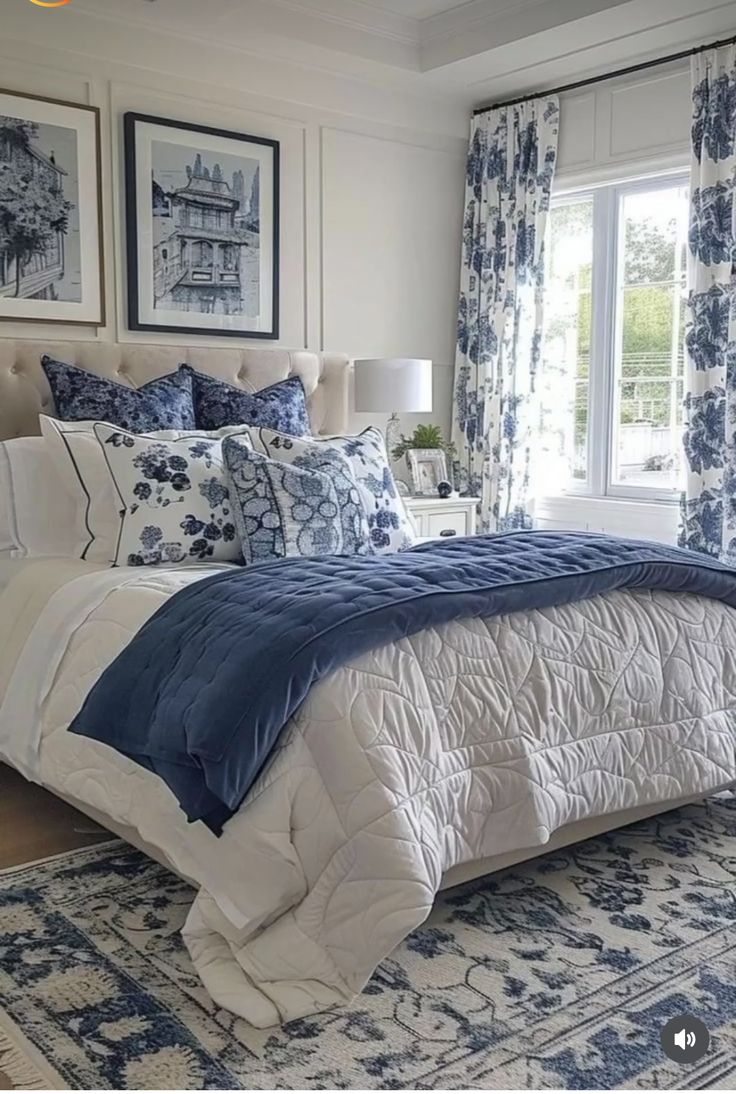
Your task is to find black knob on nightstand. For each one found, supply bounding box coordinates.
[440,529,457,537]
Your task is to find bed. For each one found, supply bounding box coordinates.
[0,339,735,1029]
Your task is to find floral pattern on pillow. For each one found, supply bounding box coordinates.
[249,426,414,553]
[95,424,244,567]
[42,356,196,432]
[224,440,350,564]
[183,366,311,435]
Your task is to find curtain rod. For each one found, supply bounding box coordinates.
[472,30,736,116]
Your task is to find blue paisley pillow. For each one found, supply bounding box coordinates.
[183,366,311,435]
[248,426,415,553]
[42,356,196,432]
[223,437,368,564]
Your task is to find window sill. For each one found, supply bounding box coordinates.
[535,493,679,544]
[538,493,678,511]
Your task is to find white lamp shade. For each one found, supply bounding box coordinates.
[354,358,433,414]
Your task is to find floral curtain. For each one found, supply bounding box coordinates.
[680,45,736,561]
[452,97,559,532]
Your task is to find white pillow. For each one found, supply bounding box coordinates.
[0,436,79,560]
[93,423,248,567]
[40,416,246,565]
[40,416,123,563]
[0,457,13,556]
[248,426,415,553]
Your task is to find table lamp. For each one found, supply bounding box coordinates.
[353,358,433,456]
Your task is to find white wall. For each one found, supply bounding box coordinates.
[555,58,692,186]
[0,3,467,442]
[539,60,692,542]
[2,4,698,530]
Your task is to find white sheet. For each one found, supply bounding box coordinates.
[0,562,232,779]
[0,558,25,593]
[1,560,735,1028]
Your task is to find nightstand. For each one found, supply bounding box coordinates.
[405,495,479,540]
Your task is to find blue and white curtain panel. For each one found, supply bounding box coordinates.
[452,97,559,532]
[681,44,736,561]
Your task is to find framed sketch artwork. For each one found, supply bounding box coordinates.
[0,89,104,326]
[125,113,279,339]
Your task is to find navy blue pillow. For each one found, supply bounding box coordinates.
[41,355,196,432]
[182,365,311,436]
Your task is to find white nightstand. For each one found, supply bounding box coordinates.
[404,495,479,541]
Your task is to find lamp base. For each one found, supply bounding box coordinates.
[385,412,401,460]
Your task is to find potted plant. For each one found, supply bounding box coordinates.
[391,425,457,496]
[391,424,456,464]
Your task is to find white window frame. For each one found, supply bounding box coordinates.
[549,168,689,504]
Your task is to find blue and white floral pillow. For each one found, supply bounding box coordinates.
[248,426,415,552]
[182,366,311,436]
[94,424,247,567]
[42,356,196,432]
[224,440,358,564]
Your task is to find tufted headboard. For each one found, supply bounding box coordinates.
[0,341,350,441]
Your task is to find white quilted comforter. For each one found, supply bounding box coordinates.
[1,561,735,1027]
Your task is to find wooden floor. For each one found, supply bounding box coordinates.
[0,763,111,870]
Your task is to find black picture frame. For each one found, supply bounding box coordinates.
[124,112,280,340]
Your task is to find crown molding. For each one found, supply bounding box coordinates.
[420,0,548,45]
[28,0,736,112]
[420,0,640,69]
[264,0,418,46]
[70,0,422,71]
[25,0,470,131]
[462,0,736,101]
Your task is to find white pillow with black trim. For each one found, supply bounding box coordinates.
[247,425,415,553]
[40,416,248,564]
[93,423,252,567]
[0,436,79,560]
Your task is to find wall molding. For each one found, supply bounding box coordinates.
[536,494,679,543]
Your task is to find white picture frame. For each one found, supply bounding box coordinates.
[409,448,448,496]
[0,88,104,326]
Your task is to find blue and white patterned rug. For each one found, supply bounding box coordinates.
[1,795,735,1090]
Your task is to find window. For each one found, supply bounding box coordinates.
[542,173,689,500]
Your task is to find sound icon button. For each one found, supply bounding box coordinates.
[661,1015,710,1064]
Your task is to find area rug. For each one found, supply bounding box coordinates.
[0,795,735,1091]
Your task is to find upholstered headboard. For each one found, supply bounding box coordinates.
[0,341,350,441]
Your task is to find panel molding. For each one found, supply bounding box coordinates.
[320,124,464,360]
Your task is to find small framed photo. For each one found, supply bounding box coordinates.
[409,448,448,496]
[0,88,104,326]
[125,112,279,339]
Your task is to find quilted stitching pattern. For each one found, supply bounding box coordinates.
[69,531,736,830]
[35,573,736,1026]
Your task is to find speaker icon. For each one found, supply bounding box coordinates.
[661,1014,709,1063]
[673,1028,697,1051]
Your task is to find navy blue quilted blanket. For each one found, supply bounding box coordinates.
[69,532,736,833]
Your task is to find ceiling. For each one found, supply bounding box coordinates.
[325,0,475,16]
[67,0,736,109]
